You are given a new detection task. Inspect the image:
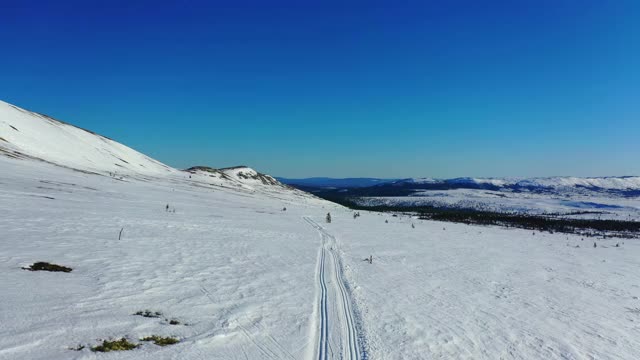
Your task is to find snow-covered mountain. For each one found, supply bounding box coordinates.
[391,176,640,196]
[185,165,294,192]
[219,166,282,186]
[513,176,640,191]
[344,176,640,219]
[282,175,640,195]
[0,100,293,193]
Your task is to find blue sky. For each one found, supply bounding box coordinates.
[1,0,638,178]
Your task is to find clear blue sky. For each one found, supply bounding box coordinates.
[1,0,638,178]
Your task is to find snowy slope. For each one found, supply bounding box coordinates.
[0,100,297,196]
[0,156,340,360]
[2,154,640,360]
[0,100,174,176]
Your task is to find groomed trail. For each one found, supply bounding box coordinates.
[304,217,364,360]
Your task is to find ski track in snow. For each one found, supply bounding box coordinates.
[304,217,363,360]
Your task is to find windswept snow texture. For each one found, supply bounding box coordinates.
[2,100,640,359]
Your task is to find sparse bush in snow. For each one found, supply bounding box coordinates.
[140,335,180,346]
[133,310,162,318]
[68,344,85,351]
[91,338,138,352]
[23,262,72,273]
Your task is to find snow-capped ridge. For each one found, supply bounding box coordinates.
[220,166,283,186]
[186,165,286,188]
[0,100,298,197]
[392,176,640,192]
[392,177,440,185]
[513,176,640,191]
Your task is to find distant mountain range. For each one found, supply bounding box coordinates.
[275,177,398,188]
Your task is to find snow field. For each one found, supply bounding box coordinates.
[326,212,640,359]
[0,157,335,359]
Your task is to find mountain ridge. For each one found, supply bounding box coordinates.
[0,100,288,191]
[280,175,640,193]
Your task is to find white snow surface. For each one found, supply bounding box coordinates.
[2,100,640,359]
